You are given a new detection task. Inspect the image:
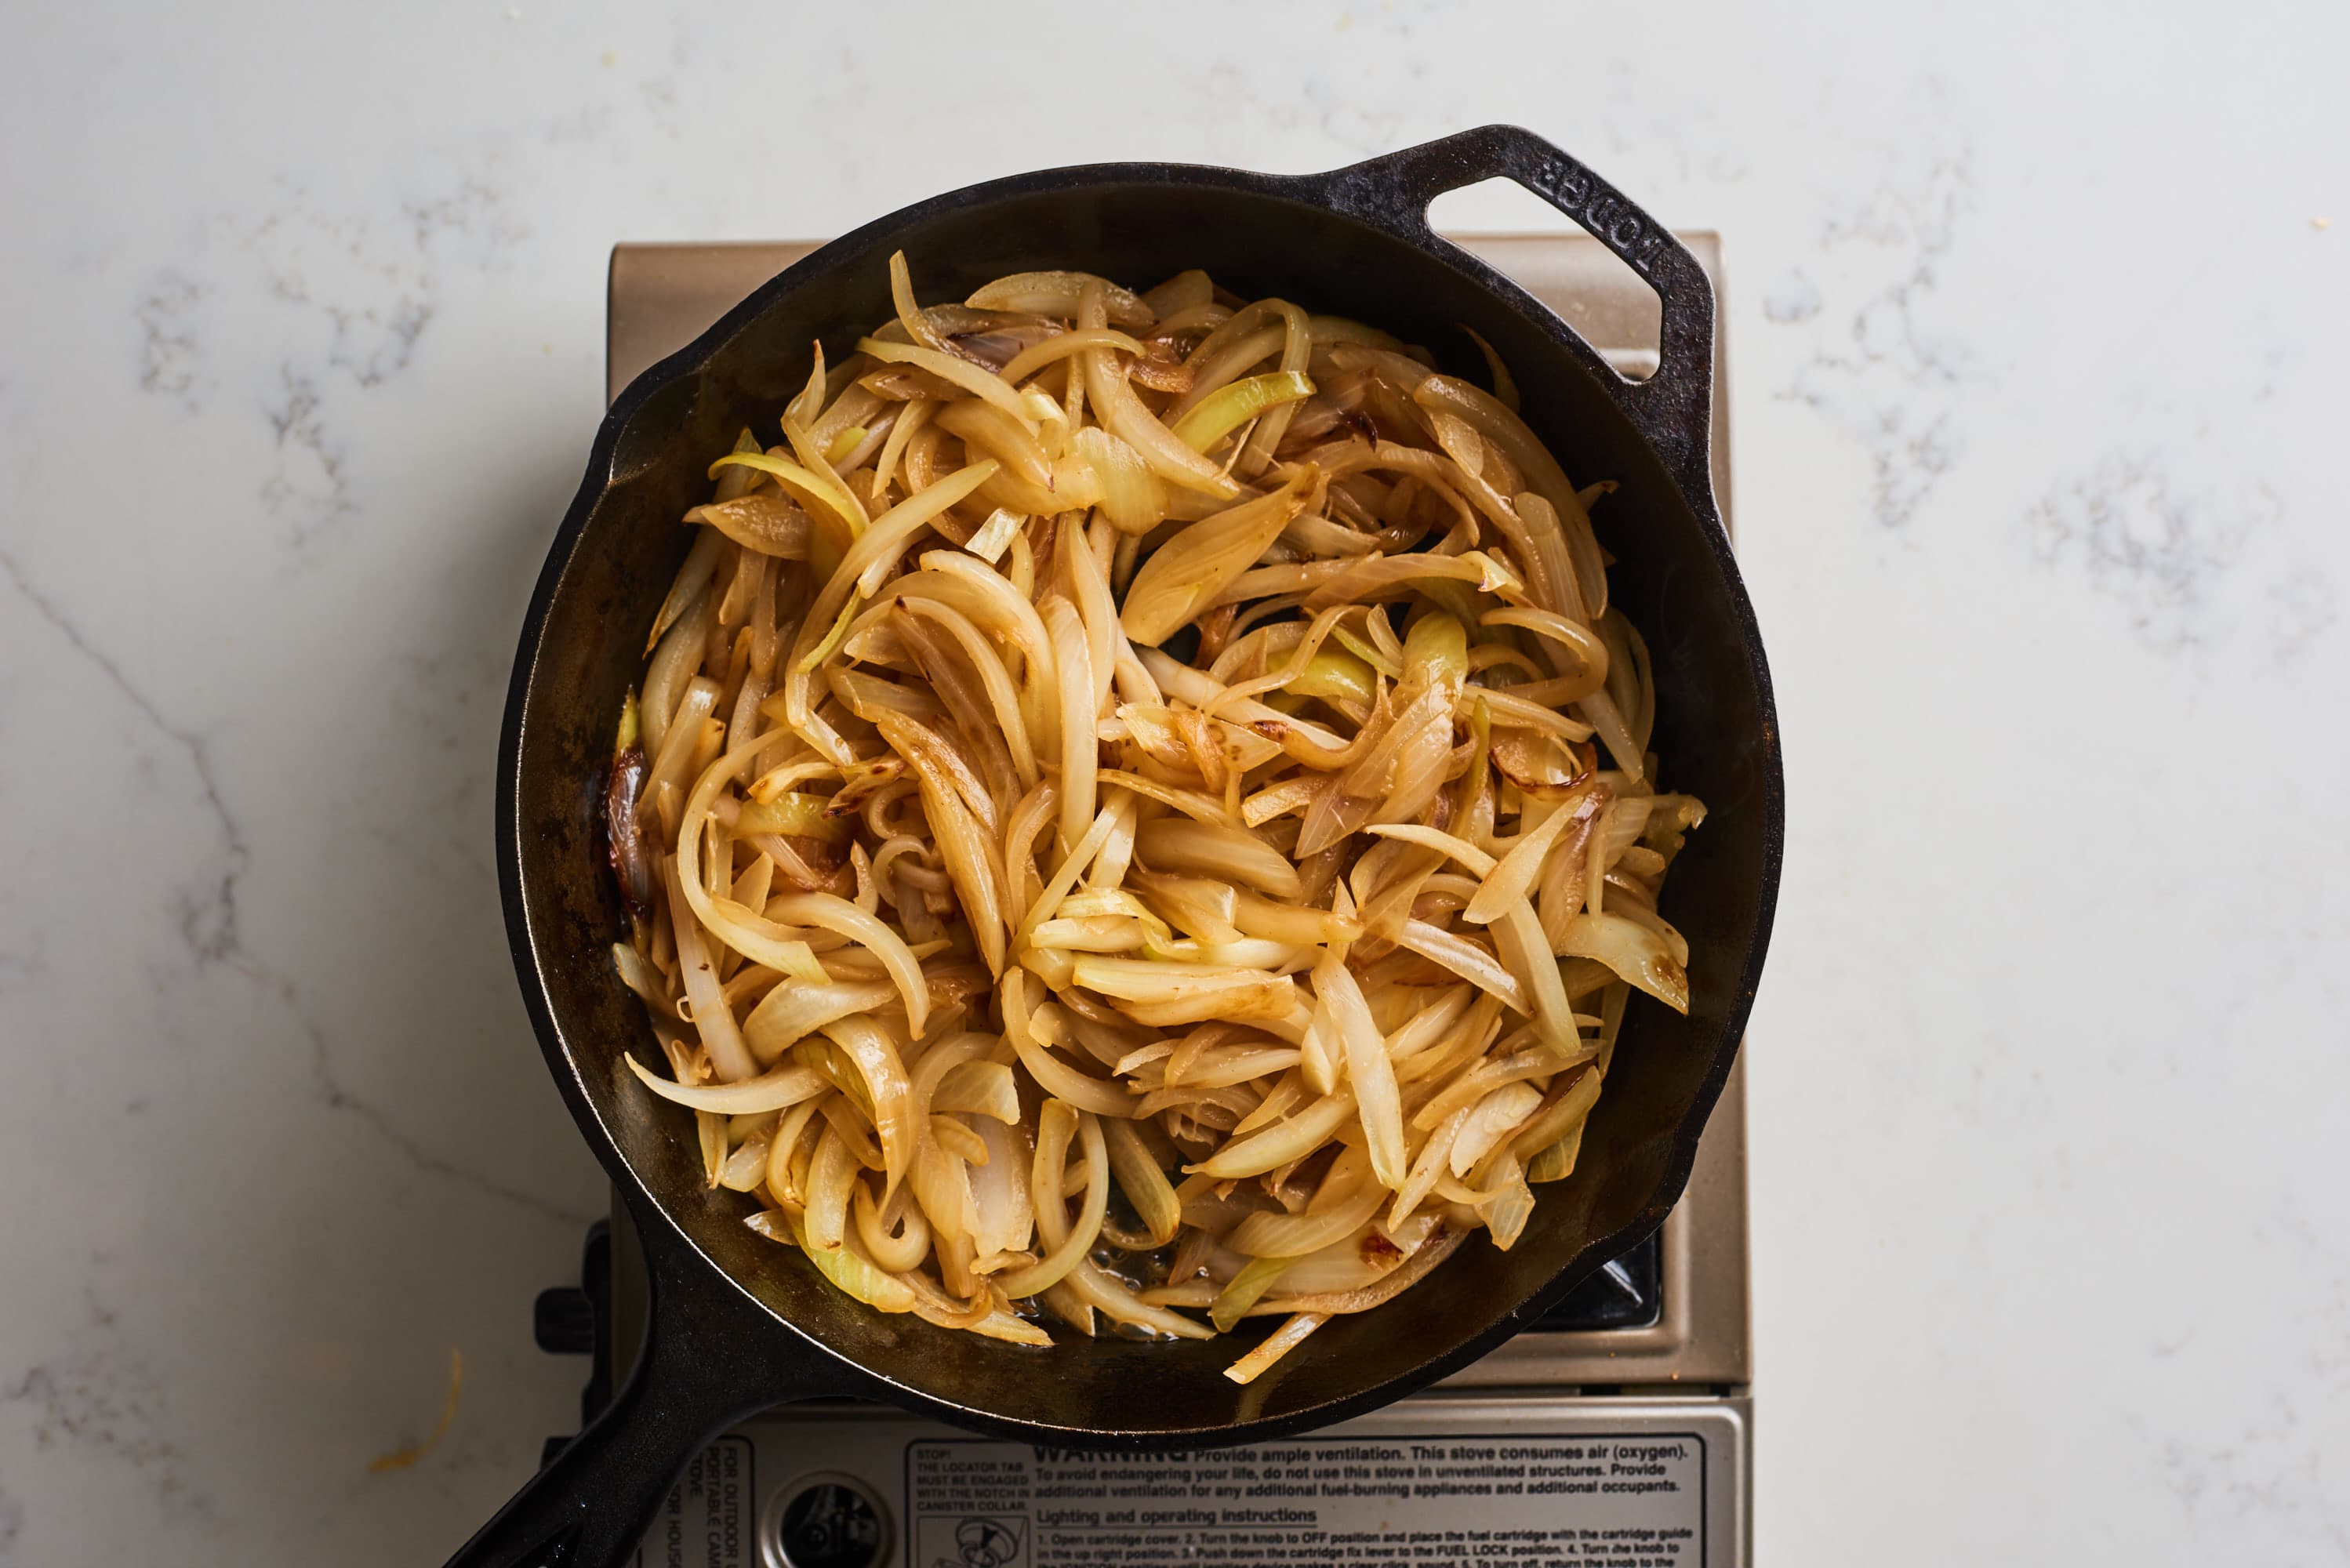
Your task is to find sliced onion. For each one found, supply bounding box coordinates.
[741,979,895,1062]
[932,1060,1021,1123]
[817,1015,917,1203]
[968,1112,1033,1254]
[1135,817,1302,898]
[1171,372,1315,453]
[625,1053,826,1115]
[1557,913,1690,1012]
[1451,1082,1545,1178]
[968,270,1153,328]
[1073,426,1168,535]
[1316,952,1404,1191]
[997,1103,1107,1297]
[1081,325,1238,500]
[1256,1223,1466,1316]
[857,338,1039,431]
[1396,920,1529,1016]
[686,493,813,561]
[1186,1091,1355,1180]
[1118,468,1314,645]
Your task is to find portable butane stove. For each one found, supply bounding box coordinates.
[532,233,1751,1568]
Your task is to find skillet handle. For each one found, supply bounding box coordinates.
[440,1210,852,1568]
[1311,125,1718,506]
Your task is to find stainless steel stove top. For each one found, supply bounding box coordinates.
[554,230,1753,1567]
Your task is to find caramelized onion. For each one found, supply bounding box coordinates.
[608,250,1702,1384]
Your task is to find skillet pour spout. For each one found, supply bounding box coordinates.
[458,125,1782,1568]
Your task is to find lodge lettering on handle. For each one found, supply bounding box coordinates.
[1525,152,1665,276]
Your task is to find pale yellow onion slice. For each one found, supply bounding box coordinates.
[931,1061,1021,1123]
[998,327,1146,384]
[996,1103,1107,1297]
[611,942,668,1011]
[856,338,1040,431]
[1395,920,1530,1016]
[1069,957,1296,1028]
[888,250,951,351]
[1071,426,1168,535]
[1171,325,1285,416]
[646,524,725,655]
[1018,612,1092,844]
[1064,1258,1214,1339]
[1134,817,1301,899]
[781,416,874,539]
[873,713,1007,977]
[803,1127,859,1248]
[1509,1067,1602,1167]
[1460,798,1587,925]
[1003,973,1138,1120]
[768,1208,917,1313]
[785,340,830,426]
[1387,1104,1471,1232]
[852,1181,933,1272]
[1102,1118,1182,1247]
[1140,650,1350,764]
[1229,890,1360,947]
[1225,1181,1387,1259]
[1186,1091,1357,1180]
[1384,986,1474,1065]
[1211,1254,1293,1331]
[1092,769,1243,828]
[1059,523,1120,717]
[893,572,1052,768]
[935,397,1055,490]
[1494,897,1579,1053]
[1299,548,1521,611]
[964,506,1024,564]
[1224,1312,1328,1381]
[968,1112,1034,1255]
[1170,371,1315,452]
[742,978,896,1063]
[1472,686,1596,742]
[967,270,1153,328]
[1450,1082,1545,1177]
[1255,1213,1440,1298]
[663,855,758,1083]
[1366,822,1496,877]
[1118,469,1313,644]
[768,891,932,1036]
[1081,329,1238,499]
[1557,912,1691,1012]
[1575,685,1646,782]
[624,1054,827,1115]
[706,450,864,553]
[1314,950,1405,1191]
[814,1015,917,1203]
[685,494,812,561]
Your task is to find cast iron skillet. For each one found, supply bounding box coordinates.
[459,125,1781,1568]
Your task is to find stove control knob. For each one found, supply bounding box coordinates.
[533,1286,597,1356]
[774,1475,888,1568]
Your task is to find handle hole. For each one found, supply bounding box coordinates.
[1428,180,1663,383]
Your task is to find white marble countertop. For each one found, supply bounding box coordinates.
[3,2,2345,1563]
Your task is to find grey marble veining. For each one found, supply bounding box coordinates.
[2,2,2346,1563]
